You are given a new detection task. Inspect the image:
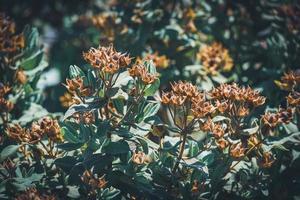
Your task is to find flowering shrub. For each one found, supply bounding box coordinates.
[3,40,299,199]
[0,14,62,198]
[0,1,300,199]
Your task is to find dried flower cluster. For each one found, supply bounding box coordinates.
[128,62,159,84]
[6,117,62,144]
[132,151,147,165]
[278,4,300,34]
[162,81,199,104]
[197,42,233,75]
[230,142,245,158]
[15,188,56,200]
[161,81,214,130]
[183,8,197,33]
[259,152,275,168]
[81,170,107,195]
[145,52,170,69]
[201,118,225,138]
[276,70,300,108]
[64,77,90,97]
[73,111,95,124]
[59,92,80,108]
[0,84,13,113]
[80,13,129,42]
[0,13,24,54]
[83,45,131,74]
[202,84,265,158]
[262,108,293,128]
[287,91,300,107]
[275,70,300,91]
[210,83,266,116]
[160,82,276,166]
[91,13,129,42]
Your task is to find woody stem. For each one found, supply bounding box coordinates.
[172,129,188,173]
[1,112,8,128]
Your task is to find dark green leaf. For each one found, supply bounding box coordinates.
[0,145,20,162]
[103,141,130,155]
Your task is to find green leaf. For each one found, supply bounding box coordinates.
[101,188,120,199]
[212,115,230,123]
[140,102,160,122]
[103,141,130,155]
[61,127,83,143]
[136,137,149,154]
[200,76,214,91]
[83,154,113,172]
[146,60,157,74]
[283,123,299,134]
[87,69,97,89]
[144,115,164,125]
[63,99,105,120]
[112,71,133,88]
[67,186,80,198]
[21,51,43,70]
[211,73,228,83]
[23,59,48,77]
[188,140,199,157]
[241,125,259,136]
[69,65,85,79]
[201,153,215,166]
[96,120,110,138]
[69,163,85,184]
[112,99,124,115]
[113,127,133,138]
[0,145,20,162]
[55,156,78,173]
[13,173,44,191]
[144,79,160,96]
[23,26,39,51]
[79,124,92,143]
[57,142,83,151]
[265,132,300,151]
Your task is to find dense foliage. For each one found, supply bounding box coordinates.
[0,1,300,199]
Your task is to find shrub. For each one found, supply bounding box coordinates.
[0,1,300,199]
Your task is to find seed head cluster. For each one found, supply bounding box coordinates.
[276,71,300,108]
[230,142,245,158]
[145,52,170,69]
[132,151,147,165]
[83,45,131,74]
[197,42,233,75]
[128,62,159,84]
[0,13,24,54]
[6,117,62,144]
[59,92,80,108]
[161,81,214,118]
[0,84,13,113]
[81,170,107,196]
[211,83,266,117]
[73,111,95,124]
[276,70,300,91]
[262,108,293,128]
[15,188,56,200]
[64,77,91,97]
[287,91,300,107]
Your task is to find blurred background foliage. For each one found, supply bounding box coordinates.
[2,0,299,111]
